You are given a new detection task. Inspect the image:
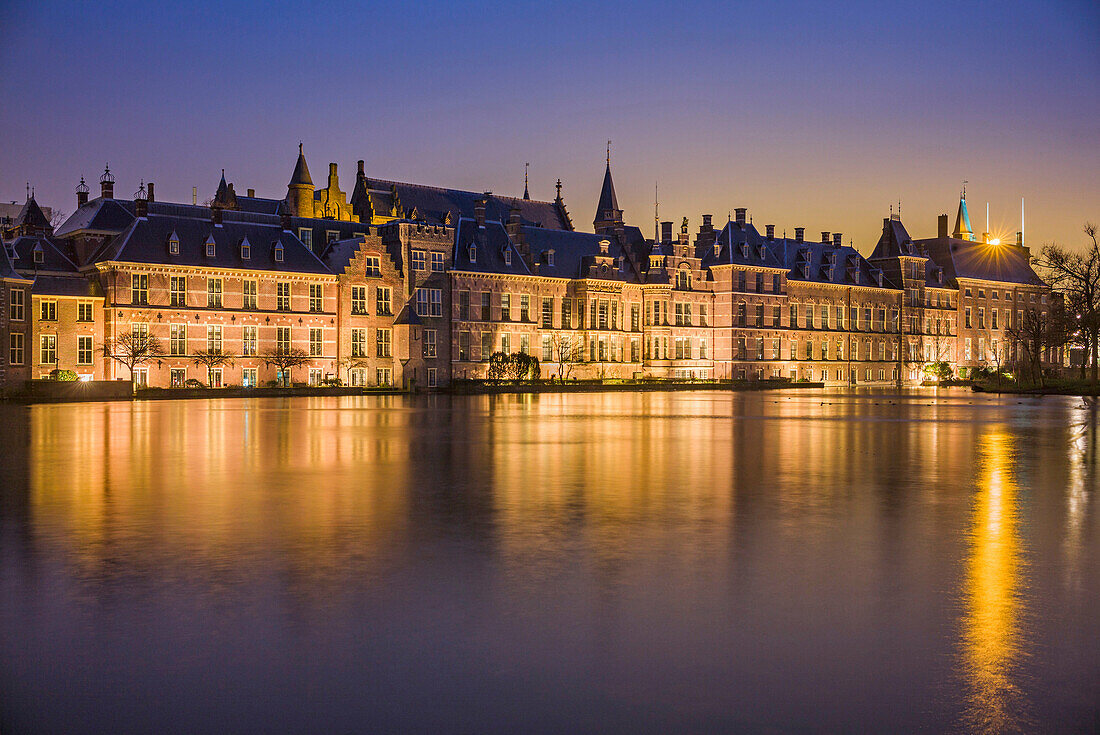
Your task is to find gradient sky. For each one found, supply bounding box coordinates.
[1,0,1097,252]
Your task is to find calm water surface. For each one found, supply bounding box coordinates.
[1,390,1098,733]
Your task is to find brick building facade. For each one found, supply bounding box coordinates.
[0,148,1058,392]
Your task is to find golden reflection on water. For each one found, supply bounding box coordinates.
[960,428,1027,733]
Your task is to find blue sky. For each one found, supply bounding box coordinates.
[1,0,1097,249]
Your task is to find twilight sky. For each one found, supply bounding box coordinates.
[1,0,1097,252]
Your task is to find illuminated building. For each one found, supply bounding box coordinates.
[0,148,1059,391]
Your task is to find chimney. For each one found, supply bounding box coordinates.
[938,214,949,239]
[821,231,831,243]
[661,221,672,243]
[134,182,148,218]
[765,224,775,240]
[99,164,114,199]
[246,188,254,198]
[357,160,365,176]
[701,214,713,230]
[506,205,522,236]
[76,176,89,208]
[1016,231,1023,247]
[833,232,842,247]
[734,207,747,225]
[280,211,292,231]
[212,206,223,226]
[475,194,488,227]
[146,182,155,202]
[794,227,805,242]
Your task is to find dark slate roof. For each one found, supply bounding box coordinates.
[362,177,571,230]
[521,226,624,279]
[15,196,51,231]
[869,217,917,259]
[772,239,895,289]
[99,213,330,274]
[9,235,80,274]
[915,237,1045,287]
[702,222,787,269]
[54,198,135,237]
[32,274,101,297]
[294,217,372,255]
[234,196,283,215]
[0,239,28,280]
[452,219,531,276]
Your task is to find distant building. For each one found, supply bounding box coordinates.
[0,147,1060,392]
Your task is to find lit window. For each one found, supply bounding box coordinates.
[364,256,381,278]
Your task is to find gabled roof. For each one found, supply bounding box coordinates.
[869,217,917,259]
[915,236,1045,287]
[9,235,80,274]
[15,195,51,232]
[773,238,895,289]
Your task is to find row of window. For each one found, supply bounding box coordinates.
[732,336,896,362]
[131,276,327,312]
[963,307,1042,331]
[350,285,392,316]
[411,249,446,272]
[9,333,95,366]
[964,287,1046,304]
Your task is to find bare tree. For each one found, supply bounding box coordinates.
[550,333,583,380]
[1006,306,1070,387]
[191,349,235,387]
[1033,223,1100,381]
[49,209,67,229]
[261,347,312,386]
[102,332,166,392]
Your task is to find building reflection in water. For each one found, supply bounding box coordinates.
[959,428,1028,733]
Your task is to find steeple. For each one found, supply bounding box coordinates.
[593,142,623,235]
[952,185,974,241]
[523,162,530,200]
[285,143,315,218]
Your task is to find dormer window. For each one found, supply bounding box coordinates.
[33,244,44,263]
[469,244,476,263]
[168,232,180,255]
[240,237,250,260]
[273,242,284,262]
[205,235,216,258]
[504,248,512,266]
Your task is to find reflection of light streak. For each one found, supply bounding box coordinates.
[960,429,1027,733]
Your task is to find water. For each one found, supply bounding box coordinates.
[1,390,1098,734]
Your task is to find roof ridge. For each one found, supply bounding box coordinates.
[366,177,557,206]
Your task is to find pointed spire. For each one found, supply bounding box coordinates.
[523,162,530,200]
[593,147,622,233]
[289,144,312,186]
[952,189,974,241]
[554,178,562,202]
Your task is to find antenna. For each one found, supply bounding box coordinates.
[606,140,611,165]
[962,180,968,198]
[654,180,659,243]
[986,202,989,233]
[1021,197,1025,246]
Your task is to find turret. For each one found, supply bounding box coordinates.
[285,143,315,218]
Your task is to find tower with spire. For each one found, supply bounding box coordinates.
[952,183,975,241]
[285,143,315,218]
[593,141,624,236]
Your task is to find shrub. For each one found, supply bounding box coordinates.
[48,369,78,382]
[185,378,205,388]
